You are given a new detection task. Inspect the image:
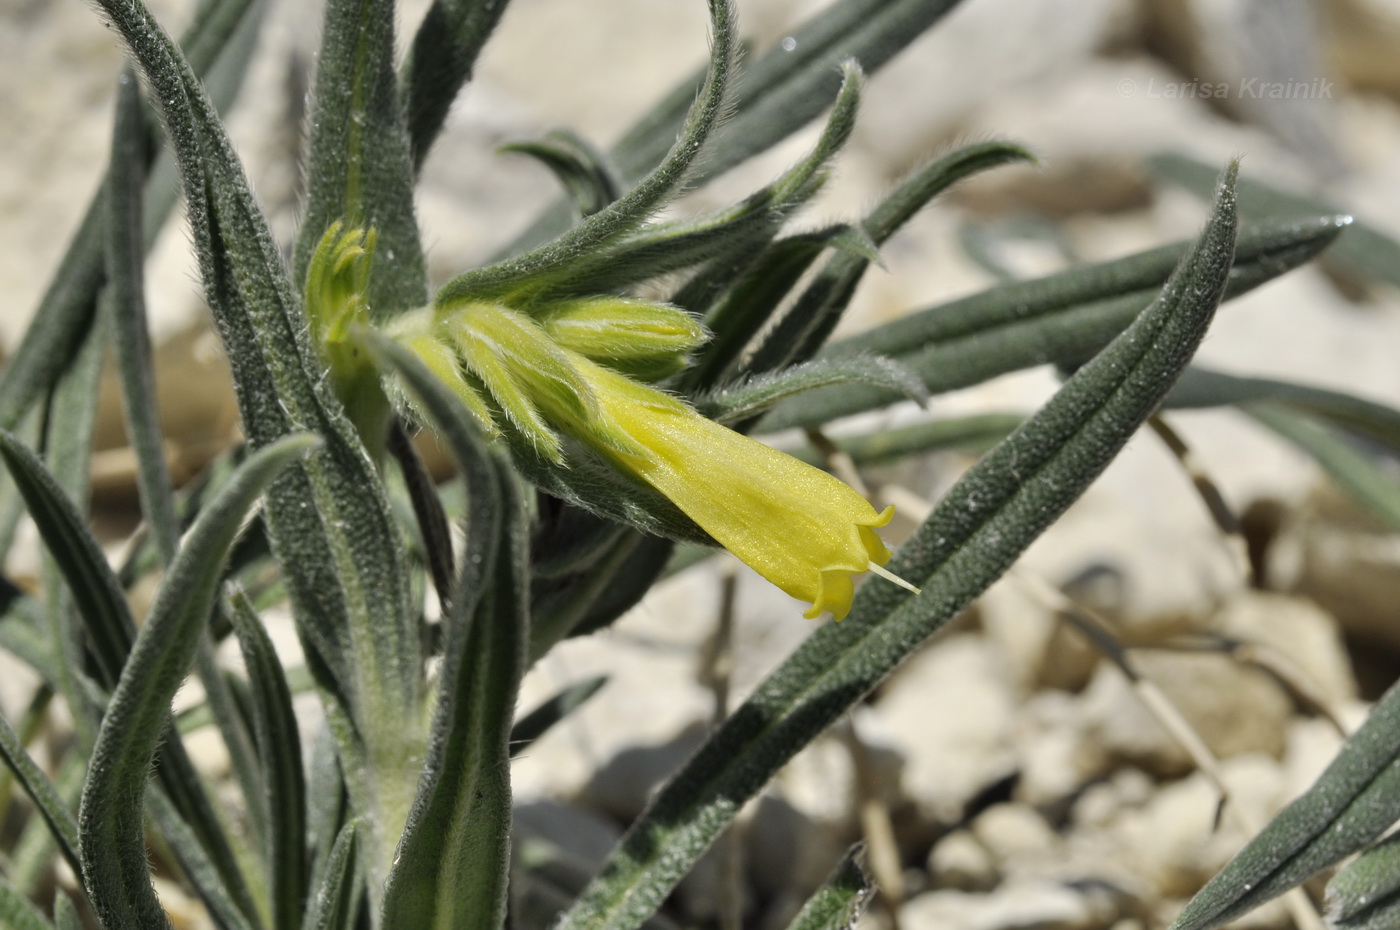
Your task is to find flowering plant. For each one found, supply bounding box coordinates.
[0,0,1385,929]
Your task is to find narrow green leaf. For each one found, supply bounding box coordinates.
[1151,150,1400,287]
[530,532,645,659]
[782,845,872,930]
[744,141,1036,378]
[302,727,349,924]
[555,162,1240,930]
[1167,365,1400,452]
[620,0,963,185]
[698,355,927,425]
[107,67,180,561]
[1247,405,1400,532]
[780,412,1024,468]
[564,536,676,641]
[39,269,110,751]
[228,591,308,930]
[434,0,735,303]
[78,434,315,930]
[760,214,1348,431]
[146,790,261,930]
[501,130,622,218]
[369,334,527,930]
[294,0,427,317]
[87,0,425,884]
[0,429,135,689]
[687,227,854,387]
[1170,673,1400,930]
[8,757,84,902]
[0,710,80,879]
[1327,833,1400,930]
[0,877,54,930]
[0,0,264,434]
[0,429,262,928]
[509,676,608,758]
[53,893,83,930]
[401,0,513,171]
[108,62,269,860]
[0,592,62,687]
[503,0,968,254]
[554,62,863,300]
[386,419,456,610]
[303,820,360,930]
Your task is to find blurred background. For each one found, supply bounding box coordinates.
[5,1,1400,927]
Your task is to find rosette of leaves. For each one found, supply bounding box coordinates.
[0,0,1379,929]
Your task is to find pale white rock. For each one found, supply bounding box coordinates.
[1210,589,1355,706]
[746,791,853,902]
[1272,488,1400,654]
[1108,755,1284,900]
[773,709,904,836]
[873,634,1019,824]
[980,579,1100,693]
[901,879,1116,930]
[1280,705,1371,801]
[1016,690,1113,809]
[1069,768,1157,833]
[510,577,715,801]
[1077,649,1294,777]
[970,803,1061,866]
[851,0,1133,170]
[928,830,999,892]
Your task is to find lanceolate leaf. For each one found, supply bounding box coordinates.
[0,712,81,879]
[434,0,735,303]
[78,435,315,930]
[368,333,527,930]
[1167,365,1400,452]
[0,429,259,926]
[626,0,966,181]
[294,0,427,317]
[780,412,1024,468]
[782,845,872,930]
[555,162,1240,930]
[759,214,1348,432]
[304,821,361,930]
[1151,150,1400,287]
[53,895,83,930]
[1171,673,1400,930]
[509,676,608,758]
[87,0,424,884]
[401,0,514,171]
[0,878,53,930]
[698,355,927,425]
[744,141,1036,378]
[501,130,622,219]
[228,592,308,930]
[145,790,261,930]
[505,0,968,254]
[1328,833,1400,930]
[687,227,862,387]
[1248,405,1400,532]
[553,63,864,300]
[0,0,264,434]
[108,63,269,856]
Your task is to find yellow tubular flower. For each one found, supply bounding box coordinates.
[391,295,913,620]
[557,354,896,621]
